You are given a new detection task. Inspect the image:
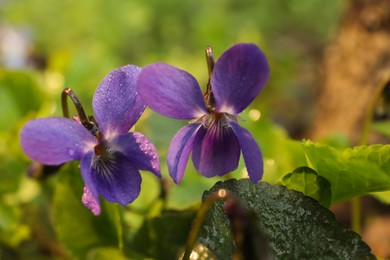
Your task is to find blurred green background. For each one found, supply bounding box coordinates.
[0,0,343,258]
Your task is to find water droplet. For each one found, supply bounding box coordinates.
[68,149,75,156]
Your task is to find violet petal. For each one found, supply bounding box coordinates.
[80,152,101,215]
[93,65,145,135]
[81,186,101,216]
[91,152,142,206]
[230,122,263,183]
[137,63,207,119]
[20,118,96,165]
[109,132,161,177]
[167,123,201,183]
[192,122,240,177]
[211,43,270,114]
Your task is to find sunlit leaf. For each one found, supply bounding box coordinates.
[371,190,390,204]
[198,179,375,259]
[281,166,331,207]
[303,141,390,203]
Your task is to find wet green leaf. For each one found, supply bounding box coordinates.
[281,166,331,207]
[303,141,390,203]
[199,179,375,260]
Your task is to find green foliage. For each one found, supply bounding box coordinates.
[281,166,331,207]
[371,121,390,137]
[85,247,127,260]
[0,69,47,131]
[199,179,375,259]
[129,210,195,259]
[52,163,122,259]
[303,141,390,203]
[0,202,30,247]
[243,117,307,184]
[2,0,388,258]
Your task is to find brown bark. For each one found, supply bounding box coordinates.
[309,0,390,144]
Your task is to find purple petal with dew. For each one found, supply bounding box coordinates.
[82,186,101,216]
[80,152,101,215]
[211,43,270,114]
[192,121,240,177]
[230,122,263,183]
[109,132,161,177]
[91,152,142,206]
[93,65,146,135]
[167,123,201,183]
[20,118,96,165]
[137,63,207,119]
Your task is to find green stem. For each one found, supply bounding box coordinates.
[359,76,390,145]
[61,88,98,135]
[351,197,361,234]
[116,205,124,252]
[352,75,390,234]
[182,189,229,260]
[204,46,216,110]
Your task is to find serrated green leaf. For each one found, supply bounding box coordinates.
[52,162,122,259]
[198,179,375,260]
[303,141,390,203]
[281,166,331,207]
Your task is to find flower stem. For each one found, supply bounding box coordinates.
[359,76,390,145]
[351,197,361,233]
[61,88,98,134]
[352,74,390,234]
[182,189,228,260]
[205,46,214,77]
[204,46,216,110]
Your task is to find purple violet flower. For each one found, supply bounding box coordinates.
[20,65,161,215]
[137,43,269,184]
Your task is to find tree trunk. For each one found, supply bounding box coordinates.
[309,0,390,144]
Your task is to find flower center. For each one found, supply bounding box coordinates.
[92,135,117,179]
[198,111,237,129]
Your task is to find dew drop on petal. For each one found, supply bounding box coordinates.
[68,149,75,157]
[82,186,101,215]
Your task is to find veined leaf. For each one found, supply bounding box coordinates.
[198,179,375,259]
[303,141,390,203]
[281,166,331,207]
